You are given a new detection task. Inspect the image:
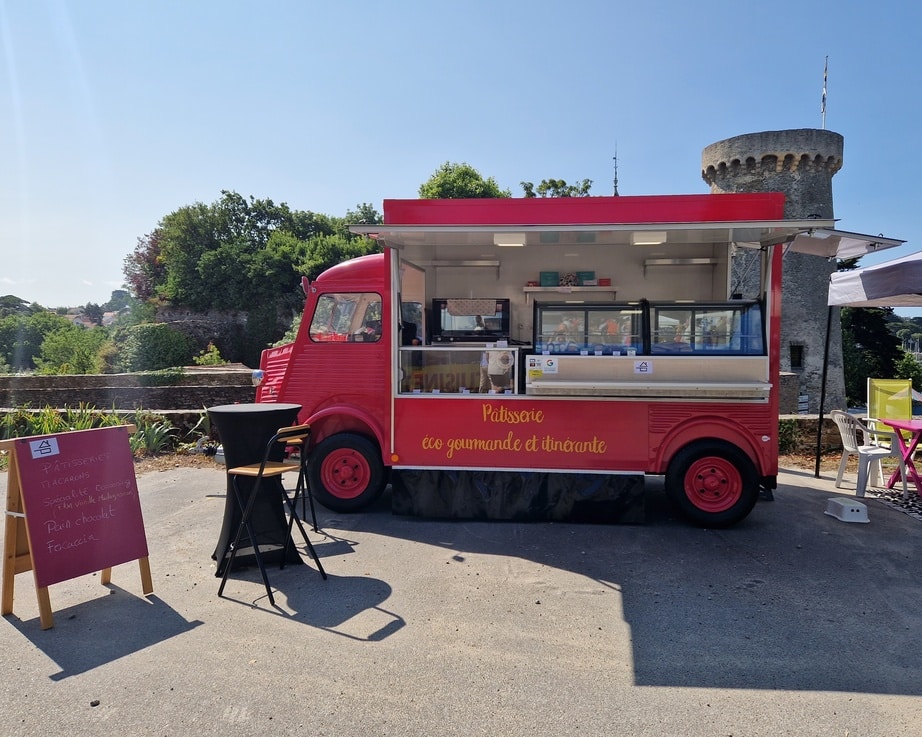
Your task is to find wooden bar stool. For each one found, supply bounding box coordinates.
[218,424,326,605]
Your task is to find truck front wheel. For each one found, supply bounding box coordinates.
[665,440,759,527]
[308,433,387,513]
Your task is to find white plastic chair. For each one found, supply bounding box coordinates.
[830,410,907,497]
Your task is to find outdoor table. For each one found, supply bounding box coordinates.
[878,417,922,497]
[208,403,303,576]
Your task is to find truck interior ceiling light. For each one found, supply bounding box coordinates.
[632,231,668,246]
[494,233,526,247]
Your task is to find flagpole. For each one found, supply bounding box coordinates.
[821,56,828,129]
[612,142,619,196]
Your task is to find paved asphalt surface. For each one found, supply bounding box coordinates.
[2,463,921,737]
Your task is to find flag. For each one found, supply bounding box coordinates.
[821,56,828,115]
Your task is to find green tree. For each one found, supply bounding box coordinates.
[121,191,384,366]
[418,162,511,199]
[0,295,34,318]
[344,202,383,227]
[520,178,593,197]
[297,232,380,282]
[125,191,345,314]
[123,229,168,302]
[103,289,134,312]
[35,325,110,374]
[119,323,193,371]
[0,311,74,371]
[841,306,904,405]
[157,202,223,309]
[82,302,104,326]
[895,352,922,392]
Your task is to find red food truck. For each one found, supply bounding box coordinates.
[253,193,888,526]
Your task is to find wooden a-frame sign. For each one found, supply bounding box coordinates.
[2,425,153,629]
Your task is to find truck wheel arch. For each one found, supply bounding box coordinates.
[652,416,765,476]
[305,405,386,459]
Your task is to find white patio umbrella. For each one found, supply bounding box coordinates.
[814,247,918,475]
[827,249,922,307]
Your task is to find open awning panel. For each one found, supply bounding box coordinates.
[787,229,905,260]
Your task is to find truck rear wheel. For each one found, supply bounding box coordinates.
[308,433,387,513]
[665,440,759,527]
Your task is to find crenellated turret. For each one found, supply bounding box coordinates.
[702,129,846,413]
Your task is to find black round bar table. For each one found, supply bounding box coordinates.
[208,403,303,576]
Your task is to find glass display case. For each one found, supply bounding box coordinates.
[534,303,641,356]
[649,301,763,355]
[398,346,520,394]
[532,300,765,356]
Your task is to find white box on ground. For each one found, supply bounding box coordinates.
[824,498,869,523]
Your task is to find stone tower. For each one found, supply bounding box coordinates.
[701,129,845,413]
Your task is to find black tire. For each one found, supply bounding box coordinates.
[665,440,759,527]
[308,433,387,513]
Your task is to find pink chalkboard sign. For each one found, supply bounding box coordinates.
[13,426,149,588]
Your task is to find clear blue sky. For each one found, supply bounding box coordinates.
[2,0,920,314]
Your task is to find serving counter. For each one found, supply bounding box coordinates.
[397,345,770,402]
[523,354,770,400]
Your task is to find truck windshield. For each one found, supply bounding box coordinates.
[310,292,382,343]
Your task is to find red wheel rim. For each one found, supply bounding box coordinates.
[320,448,371,500]
[684,456,742,513]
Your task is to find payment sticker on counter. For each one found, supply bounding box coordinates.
[634,360,652,374]
[527,355,558,374]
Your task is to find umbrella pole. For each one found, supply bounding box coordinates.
[814,305,833,478]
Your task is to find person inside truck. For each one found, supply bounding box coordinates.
[401,320,419,346]
[487,350,514,393]
[354,318,382,342]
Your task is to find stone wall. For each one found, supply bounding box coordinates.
[778,372,799,415]
[781,414,841,454]
[154,305,289,367]
[0,365,256,412]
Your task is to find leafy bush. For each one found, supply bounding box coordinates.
[0,404,130,470]
[275,313,302,347]
[128,410,177,456]
[129,420,177,456]
[778,418,800,454]
[895,352,922,392]
[137,367,186,386]
[0,404,122,439]
[62,403,123,431]
[175,408,216,455]
[119,322,193,372]
[192,341,228,366]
